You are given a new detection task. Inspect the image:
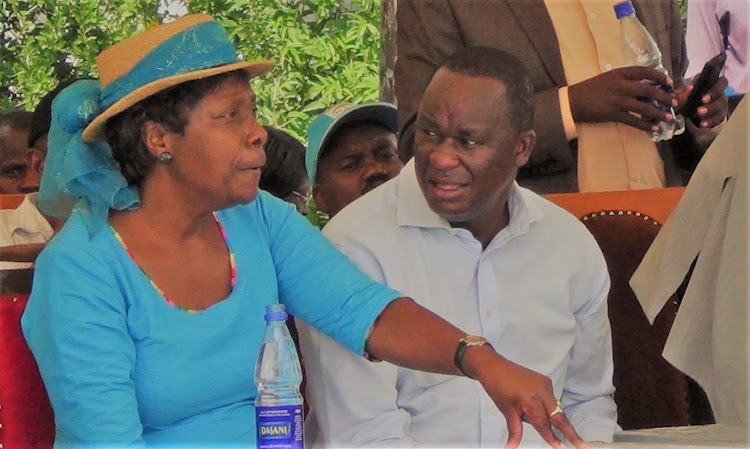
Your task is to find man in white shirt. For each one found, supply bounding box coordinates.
[0,82,71,268]
[0,193,54,269]
[299,47,617,448]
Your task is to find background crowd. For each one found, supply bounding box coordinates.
[0,0,746,448]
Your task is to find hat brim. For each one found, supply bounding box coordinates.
[82,60,274,142]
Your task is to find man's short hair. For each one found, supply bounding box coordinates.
[0,111,32,133]
[439,46,535,133]
[0,111,33,157]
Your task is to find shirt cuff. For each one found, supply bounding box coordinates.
[558,86,578,141]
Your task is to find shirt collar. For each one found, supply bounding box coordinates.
[395,160,544,240]
[9,193,54,240]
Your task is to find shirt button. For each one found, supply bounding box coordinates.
[605,64,613,71]
[590,12,597,19]
[484,309,493,318]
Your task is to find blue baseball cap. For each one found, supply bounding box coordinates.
[306,102,398,183]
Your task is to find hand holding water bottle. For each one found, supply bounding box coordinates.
[568,65,677,133]
[613,0,685,141]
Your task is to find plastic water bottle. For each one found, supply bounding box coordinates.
[615,0,685,141]
[255,304,304,449]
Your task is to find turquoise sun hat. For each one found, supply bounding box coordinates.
[306,102,398,184]
[38,14,274,234]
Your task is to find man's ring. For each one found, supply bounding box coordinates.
[549,400,563,418]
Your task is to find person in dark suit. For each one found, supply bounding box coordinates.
[396,0,728,193]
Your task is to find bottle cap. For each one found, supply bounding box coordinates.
[614,0,635,19]
[264,303,288,321]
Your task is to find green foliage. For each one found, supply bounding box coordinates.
[678,0,688,20]
[0,0,381,141]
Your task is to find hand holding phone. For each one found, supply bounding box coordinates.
[682,52,726,126]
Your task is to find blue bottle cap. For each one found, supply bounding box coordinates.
[264,303,288,321]
[614,0,635,19]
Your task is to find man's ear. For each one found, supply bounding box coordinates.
[141,121,175,158]
[514,130,536,168]
[312,184,329,216]
[28,149,44,176]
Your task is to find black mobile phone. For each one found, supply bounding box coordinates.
[682,52,726,126]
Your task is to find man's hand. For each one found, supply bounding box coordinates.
[568,66,675,133]
[464,347,588,449]
[676,76,728,128]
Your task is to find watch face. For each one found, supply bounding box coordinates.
[463,336,487,346]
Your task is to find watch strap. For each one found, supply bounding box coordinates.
[453,336,493,378]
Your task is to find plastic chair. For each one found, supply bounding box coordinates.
[0,269,55,449]
[545,187,713,429]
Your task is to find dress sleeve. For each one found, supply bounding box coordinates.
[21,239,146,448]
[297,228,418,447]
[260,195,401,356]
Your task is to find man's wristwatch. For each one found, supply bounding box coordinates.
[453,335,493,378]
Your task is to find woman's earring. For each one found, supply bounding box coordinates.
[158,152,174,164]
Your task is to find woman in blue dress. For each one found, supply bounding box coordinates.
[21,14,584,449]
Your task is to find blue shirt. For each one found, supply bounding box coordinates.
[22,191,400,448]
[299,161,618,448]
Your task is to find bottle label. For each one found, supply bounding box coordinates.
[256,404,304,449]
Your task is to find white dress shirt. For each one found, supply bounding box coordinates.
[0,193,54,269]
[298,160,617,448]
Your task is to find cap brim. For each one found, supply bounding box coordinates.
[82,60,274,142]
[316,102,398,157]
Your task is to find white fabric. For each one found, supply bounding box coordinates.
[631,97,749,426]
[0,193,53,269]
[299,160,618,448]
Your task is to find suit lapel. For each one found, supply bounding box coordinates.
[506,0,567,86]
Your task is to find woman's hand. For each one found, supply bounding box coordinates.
[463,346,588,449]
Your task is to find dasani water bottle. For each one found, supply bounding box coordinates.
[255,304,304,449]
[615,0,685,141]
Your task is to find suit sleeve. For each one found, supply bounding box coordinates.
[395,0,574,173]
[395,0,462,162]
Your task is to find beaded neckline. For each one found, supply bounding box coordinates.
[109,212,237,313]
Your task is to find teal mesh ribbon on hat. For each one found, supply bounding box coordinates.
[38,80,140,235]
[37,21,243,236]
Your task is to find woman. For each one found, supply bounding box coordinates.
[22,14,582,449]
[260,126,310,215]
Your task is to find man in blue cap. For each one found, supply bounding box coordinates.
[306,102,404,221]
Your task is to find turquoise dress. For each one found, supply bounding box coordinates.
[22,191,400,448]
